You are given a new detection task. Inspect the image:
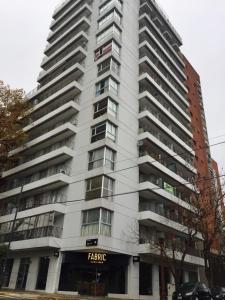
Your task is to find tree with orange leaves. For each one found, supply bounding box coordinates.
[0,80,30,171]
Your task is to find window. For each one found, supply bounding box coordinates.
[98,9,121,29]
[95,40,120,61]
[94,98,118,119]
[97,25,121,44]
[88,147,115,170]
[96,77,118,96]
[97,57,119,76]
[86,175,114,200]
[99,0,122,15]
[81,208,112,237]
[139,262,152,295]
[91,121,116,143]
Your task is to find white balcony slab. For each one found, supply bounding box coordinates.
[0,203,66,223]
[140,56,188,106]
[48,4,92,42]
[10,237,62,251]
[138,132,196,174]
[139,243,204,266]
[9,123,77,157]
[24,101,79,133]
[139,72,190,122]
[38,47,86,81]
[45,17,90,54]
[139,181,192,211]
[139,110,194,154]
[31,64,84,99]
[41,31,88,68]
[0,173,71,200]
[138,155,195,192]
[2,147,74,178]
[138,91,192,138]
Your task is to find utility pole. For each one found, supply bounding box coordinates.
[0,183,24,288]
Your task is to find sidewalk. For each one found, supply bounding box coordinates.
[0,290,79,300]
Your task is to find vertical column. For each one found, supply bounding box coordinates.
[127,257,139,299]
[8,258,20,289]
[152,264,160,300]
[45,252,62,293]
[26,257,39,291]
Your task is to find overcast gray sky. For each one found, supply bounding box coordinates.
[0,0,224,171]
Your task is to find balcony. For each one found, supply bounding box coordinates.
[33,64,84,100]
[139,52,187,97]
[30,81,81,115]
[38,46,87,82]
[139,59,188,112]
[140,0,182,44]
[24,101,79,137]
[139,115,194,156]
[138,131,195,174]
[0,226,62,250]
[41,31,88,70]
[9,123,78,157]
[99,0,123,19]
[139,92,192,136]
[45,17,90,57]
[139,210,190,235]
[52,0,93,30]
[2,147,74,178]
[139,98,192,142]
[139,39,186,87]
[48,4,92,44]
[139,72,190,122]
[139,139,196,181]
[0,173,71,200]
[139,13,184,69]
[139,26,185,81]
[138,155,195,192]
[139,110,193,153]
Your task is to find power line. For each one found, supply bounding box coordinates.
[67,141,225,180]
[57,173,225,205]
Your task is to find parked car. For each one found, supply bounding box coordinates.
[173,282,212,300]
[211,287,225,300]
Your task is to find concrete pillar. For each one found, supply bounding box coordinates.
[152,264,160,300]
[26,257,39,291]
[45,252,62,293]
[127,257,139,299]
[8,258,20,289]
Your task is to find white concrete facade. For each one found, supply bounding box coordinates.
[0,0,203,298]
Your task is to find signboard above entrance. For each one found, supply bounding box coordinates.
[88,253,107,264]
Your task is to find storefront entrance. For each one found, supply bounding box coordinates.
[58,252,128,296]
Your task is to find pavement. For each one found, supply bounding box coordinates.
[0,290,79,300]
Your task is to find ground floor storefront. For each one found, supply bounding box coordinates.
[2,250,201,299]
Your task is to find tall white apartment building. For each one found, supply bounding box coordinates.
[0,0,204,298]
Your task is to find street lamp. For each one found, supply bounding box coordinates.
[158,236,166,300]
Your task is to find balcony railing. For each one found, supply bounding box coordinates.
[139,126,193,166]
[139,105,192,148]
[139,173,191,202]
[0,226,62,243]
[139,149,193,183]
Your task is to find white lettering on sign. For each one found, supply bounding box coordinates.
[88,253,107,264]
